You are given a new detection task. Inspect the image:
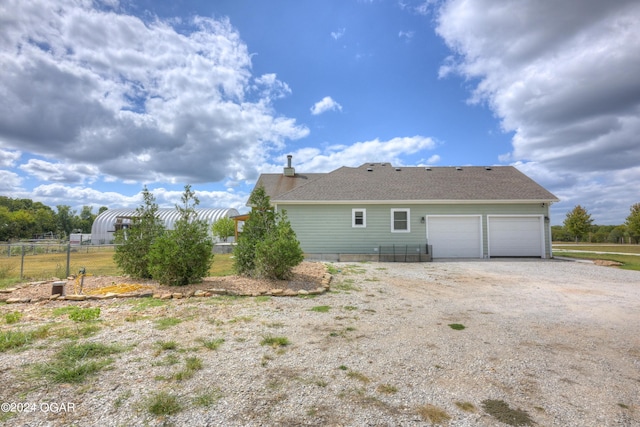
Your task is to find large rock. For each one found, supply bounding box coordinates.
[6,297,31,304]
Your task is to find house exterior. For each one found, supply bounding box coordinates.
[253,157,559,261]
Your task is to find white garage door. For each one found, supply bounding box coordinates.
[426,216,482,258]
[488,216,544,257]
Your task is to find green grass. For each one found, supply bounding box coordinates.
[553,244,640,254]
[154,317,182,330]
[69,307,101,322]
[129,298,168,311]
[156,340,179,351]
[173,356,204,381]
[200,338,225,350]
[52,306,81,317]
[332,278,361,292]
[4,311,22,324]
[145,391,182,416]
[193,388,223,407]
[0,252,235,283]
[0,325,51,352]
[33,341,123,383]
[448,323,466,330]
[310,305,330,313]
[58,342,123,361]
[260,335,290,348]
[554,251,640,271]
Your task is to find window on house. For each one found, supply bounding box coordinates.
[352,209,366,228]
[391,209,410,232]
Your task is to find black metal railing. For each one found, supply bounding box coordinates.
[378,244,430,262]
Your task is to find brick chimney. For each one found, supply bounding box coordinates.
[284,154,295,177]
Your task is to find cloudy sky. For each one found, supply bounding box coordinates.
[1,0,639,225]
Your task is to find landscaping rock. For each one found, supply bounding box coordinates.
[6,297,31,304]
[64,294,87,301]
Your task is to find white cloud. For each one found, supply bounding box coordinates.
[398,30,415,41]
[0,170,22,191]
[310,96,343,115]
[425,154,441,164]
[19,159,99,184]
[436,0,640,223]
[0,0,308,187]
[0,149,21,167]
[24,183,249,214]
[287,135,437,172]
[331,28,346,40]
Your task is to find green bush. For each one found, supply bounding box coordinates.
[113,186,165,278]
[234,186,304,280]
[254,212,304,279]
[148,185,213,286]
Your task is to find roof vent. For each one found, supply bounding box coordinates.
[395,167,401,171]
[456,166,462,171]
[381,163,387,166]
[485,166,492,170]
[367,168,373,172]
[425,167,432,171]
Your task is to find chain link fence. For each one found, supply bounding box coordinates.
[0,242,120,282]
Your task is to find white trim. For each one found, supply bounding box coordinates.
[425,215,483,258]
[391,208,411,233]
[272,199,558,205]
[352,208,367,228]
[487,215,545,258]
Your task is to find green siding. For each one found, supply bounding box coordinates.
[278,203,553,258]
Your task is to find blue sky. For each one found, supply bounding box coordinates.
[1,0,639,225]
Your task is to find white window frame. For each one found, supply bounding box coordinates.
[391,208,410,233]
[352,208,367,228]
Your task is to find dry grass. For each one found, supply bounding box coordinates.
[416,404,451,424]
[0,250,235,284]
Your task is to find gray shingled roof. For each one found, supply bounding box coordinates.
[257,163,558,202]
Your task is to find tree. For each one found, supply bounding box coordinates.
[212,216,235,242]
[55,205,76,238]
[625,203,640,243]
[148,185,214,286]
[113,186,165,278]
[75,206,96,234]
[234,186,304,279]
[253,210,304,279]
[563,205,593,243]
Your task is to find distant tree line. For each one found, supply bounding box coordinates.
[0,196,107,241]
[553,203,640,243]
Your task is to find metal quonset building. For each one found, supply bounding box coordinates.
[91,208,240,245]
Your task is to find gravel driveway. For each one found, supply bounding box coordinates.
[1,259,638,426]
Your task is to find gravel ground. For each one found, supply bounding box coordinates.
[1,259,639,426]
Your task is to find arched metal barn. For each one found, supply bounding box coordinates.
[91,208,239,244]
